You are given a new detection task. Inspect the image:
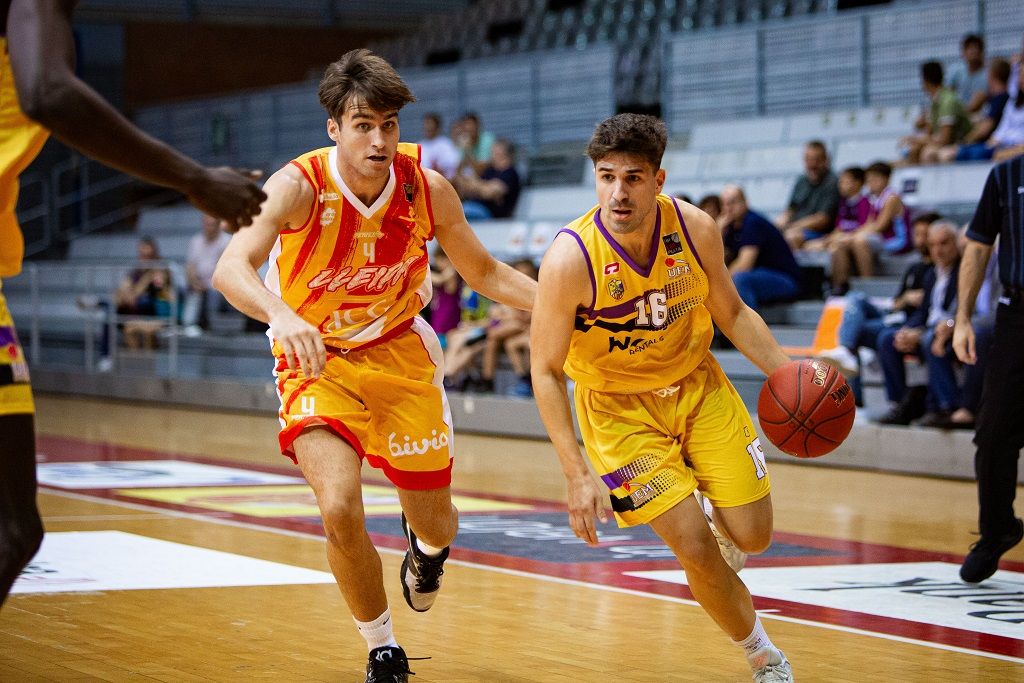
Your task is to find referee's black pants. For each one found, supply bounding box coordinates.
[974,301,1024,539]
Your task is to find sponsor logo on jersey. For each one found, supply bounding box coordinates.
[608,335,659,355]
[321,192,340,202]
[665,257,691,279]
[306,255,422,294]
[604,262,620,275]
[662,231,683,255]
[320,207,336,227]
[388,429,449,457]
[607,278,624,300]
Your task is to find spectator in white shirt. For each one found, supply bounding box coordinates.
[182,214,230,335]
[417,112,460,180]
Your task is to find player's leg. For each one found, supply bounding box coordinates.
[396,486,457,613]
[0,413,43,607]
[710,494,774,555]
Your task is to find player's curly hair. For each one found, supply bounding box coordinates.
[318,49,416,120]
[586,113,667,171]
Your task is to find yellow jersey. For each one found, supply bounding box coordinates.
[266,142,434,350]
[563,194,712,393]
[1,37,50,278]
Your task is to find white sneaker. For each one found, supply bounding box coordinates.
[815,346,859,377]
[694,490,747,572]
[752,648,793,682]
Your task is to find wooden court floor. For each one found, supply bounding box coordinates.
[1,394,1022,682]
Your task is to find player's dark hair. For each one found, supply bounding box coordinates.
[586,113,667,171]
[865,161,892,179]
[921,61,944,87]
[318,49,416,121]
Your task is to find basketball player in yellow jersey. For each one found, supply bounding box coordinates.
[213,50,534,683]
[0,0,265,610]
[532,114,794,683]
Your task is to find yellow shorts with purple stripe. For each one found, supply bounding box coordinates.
[574,353,770,527]
[0,285,33,416]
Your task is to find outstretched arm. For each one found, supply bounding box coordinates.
[531,233,608,546]
[681,201,790,376]
[6,0,266,230]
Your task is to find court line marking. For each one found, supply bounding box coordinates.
[42,487,1024,665]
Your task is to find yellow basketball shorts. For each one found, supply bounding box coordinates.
[574,353,770,527]
[0,284,33,416]
[275,317,452,490]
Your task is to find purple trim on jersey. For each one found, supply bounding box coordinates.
[671,197,704,270]
[557,228,597,315]
[592,289,660,319]
[594,206,662,278]
[601,471,627,490]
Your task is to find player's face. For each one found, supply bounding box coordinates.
[594,153,665,235]
[329,102,400,181]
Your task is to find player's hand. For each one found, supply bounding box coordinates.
[269,309,327,379]
[186,167,267,233]
[566,474,608,547]
[953,320,976,365]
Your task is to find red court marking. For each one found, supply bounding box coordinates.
[36,434,1024,660]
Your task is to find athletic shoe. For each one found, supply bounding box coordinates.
[815,346,859,377]
[694,491,747,572]
[365,646,412,683]
[752,648,793,682]
[960,518,1024,584]
[400,513,450,612]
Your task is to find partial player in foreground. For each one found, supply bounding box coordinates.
[531,114,794,682]
[1,0,265,609]
[213,50,534,683]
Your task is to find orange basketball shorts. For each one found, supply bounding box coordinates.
[275,317,452,490]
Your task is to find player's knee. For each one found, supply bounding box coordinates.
[318,497,366,548]
[674,536,724,576]
[733,529,772,555]
[0,511,44,571]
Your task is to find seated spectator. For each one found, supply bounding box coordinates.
[418,112,460,180]
[984,64,1024,162]
[903,61,973,164]
[454,112,496,177]
[829,162,911,294]
[946,34,989,115]
[816,213,939,385]
[719,185,802,311]
[115,237,174,350]
[777,140,840,250]
[875,221,960,425]
[454,138,521,220]
[934,58,1012,163]
[803,166,870,253]
[479,259,537,397]
[697,194,722,221]
[429,247,462,349]
[674,192,694,204]
[182,214,230,336]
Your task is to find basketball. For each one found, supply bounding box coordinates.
[757,359,855,459]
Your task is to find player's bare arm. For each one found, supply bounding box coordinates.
[212,165,327,378]
[531,234,608,546]
[427,169,536,310]
[680,200,790,376]
[6,0,266,230]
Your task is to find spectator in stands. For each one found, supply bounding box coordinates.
[428,247,462,349]
[803,166,870,253]
[828,162,910,295]
[454,112,496,177]
[697,194,722,221]
[985,64,1024,162]
[480,259,537,397]
[875,221,961,425]
[947,34,989,115]
[418,112,460,180]
[902,61,973,164]
[182,214,230,336]
[115,237,174,350]
[720,185,802,311]
[454,138,521,220]
[934,58,1012,163]
[816,213,939,386]
[777,140,840,250]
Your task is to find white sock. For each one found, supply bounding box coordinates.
[734,616,780,669]
[416,538,445,557]
[354,608,398,651]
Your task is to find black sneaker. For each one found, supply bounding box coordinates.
[365,646,413,683]
[960,518,1024,584]
[400,514,449,612]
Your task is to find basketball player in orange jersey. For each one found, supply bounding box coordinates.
[213,50,535,683]
[531,114,794,682]
[0,0,266,609]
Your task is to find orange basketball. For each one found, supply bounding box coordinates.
[757,359,855,458]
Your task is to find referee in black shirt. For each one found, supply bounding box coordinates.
[954,154,1024,583]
